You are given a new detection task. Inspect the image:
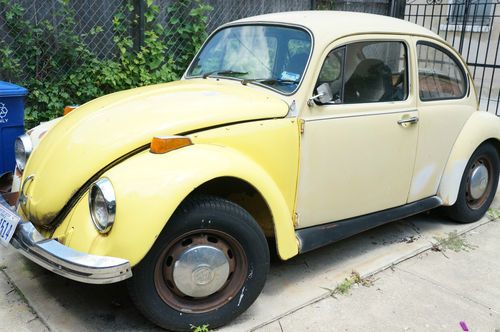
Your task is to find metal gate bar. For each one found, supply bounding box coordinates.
[405,0,500,115]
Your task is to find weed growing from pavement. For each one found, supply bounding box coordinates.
[487,208,500,221]
[190,324,210,332]
[0,265,6,270]
[432,230,477,253]
[330,271,374,296]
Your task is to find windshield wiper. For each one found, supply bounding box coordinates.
[241,78,299,86]
[202,70,248,79]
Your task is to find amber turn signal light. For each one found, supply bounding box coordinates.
[150,136,192,154]
[64,105,79,115]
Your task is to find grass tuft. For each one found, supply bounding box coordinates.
[487,208,500,221]
[190,324,210,332]
[332,271,374,296]
[432,230,477,253]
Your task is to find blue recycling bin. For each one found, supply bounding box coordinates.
[0,81,28,175]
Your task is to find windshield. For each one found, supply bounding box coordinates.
[186,25,312,94]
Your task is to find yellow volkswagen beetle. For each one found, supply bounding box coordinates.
[1,11,499,331]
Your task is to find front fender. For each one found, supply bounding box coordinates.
[438,111,500,205]
[11,118,62,192]
[64,143,298,266]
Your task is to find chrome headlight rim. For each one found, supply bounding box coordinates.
[89,178,116,234]
[15,134,33,171]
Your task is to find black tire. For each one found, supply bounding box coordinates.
[444,143,499,223]
[128,195,269,331]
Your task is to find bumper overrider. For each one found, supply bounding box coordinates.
[0,198,132,284]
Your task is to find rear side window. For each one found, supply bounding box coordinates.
[417,42,467,101]
[315,40,408,104]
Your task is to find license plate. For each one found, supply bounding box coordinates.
[0,204,20,247]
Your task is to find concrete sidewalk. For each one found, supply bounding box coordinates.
[257,220,500,332]
[0,269,48,332]
[0,192,499,331]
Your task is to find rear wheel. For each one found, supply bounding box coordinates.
[128,195,269,331]
[444,143,499,223]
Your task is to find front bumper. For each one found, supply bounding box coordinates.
[1,197,132,284]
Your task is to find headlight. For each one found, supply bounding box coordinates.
[14,134,33,171]
[89,178,116,234]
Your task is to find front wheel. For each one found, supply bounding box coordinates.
[444,143,499,223]
[128,195,269,331]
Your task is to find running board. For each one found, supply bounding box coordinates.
[296,196,442,254]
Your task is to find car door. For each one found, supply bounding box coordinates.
[295,36,419,228]
[407,37,474,202]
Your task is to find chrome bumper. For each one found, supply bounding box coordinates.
[1,200,132,284]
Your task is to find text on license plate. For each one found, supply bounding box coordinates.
[0,205,20,247]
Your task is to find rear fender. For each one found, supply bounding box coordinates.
[438,112,500,205]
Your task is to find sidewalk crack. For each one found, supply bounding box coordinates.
[396,266,499,314]
[0,269,52,331]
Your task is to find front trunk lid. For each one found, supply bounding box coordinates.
[21,79,288,225]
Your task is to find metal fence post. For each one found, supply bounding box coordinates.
[388,0,406,19]
[388,0,395,16]
[458,0,471,54]
[133,0,146,51]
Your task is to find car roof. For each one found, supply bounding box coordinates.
[230,11,440,49]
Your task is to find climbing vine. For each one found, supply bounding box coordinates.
[0,0,212,126]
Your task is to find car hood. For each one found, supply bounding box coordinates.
[22,79,288,225]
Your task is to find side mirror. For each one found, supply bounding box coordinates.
[308,83,333,106]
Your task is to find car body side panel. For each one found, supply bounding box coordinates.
[408,100,475,202]
[190,119,300,218]
[407,36,477,202]
[296,108,419,227]
[54,138,299,266]
[438,111,500,205]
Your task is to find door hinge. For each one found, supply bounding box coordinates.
[299,119,305,134]
[293,212,299,228]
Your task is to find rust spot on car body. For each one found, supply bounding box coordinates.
[0,172,13,193]
[1,191,19,207]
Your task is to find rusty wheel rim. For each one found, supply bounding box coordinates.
[154,229,248,313]
[465,156,493,210]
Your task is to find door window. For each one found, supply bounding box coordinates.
[315,40,408,104]
[417,42,467,101]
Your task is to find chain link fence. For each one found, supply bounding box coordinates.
[0,0,399,124]
[0,0,398,82]
[0,0,131,82]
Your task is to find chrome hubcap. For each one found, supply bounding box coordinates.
[469,164,489,200]
[172,245,230,298]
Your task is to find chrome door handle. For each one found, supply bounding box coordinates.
[397,116,419,127]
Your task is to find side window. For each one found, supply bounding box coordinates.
[417,43,466,101]
[315,41,408,105]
